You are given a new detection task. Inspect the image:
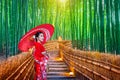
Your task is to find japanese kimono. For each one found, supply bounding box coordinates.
[33,42,48,80]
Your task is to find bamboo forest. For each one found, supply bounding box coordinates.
[0,0,120,80]
[1,0,120,57]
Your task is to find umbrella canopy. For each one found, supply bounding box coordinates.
[18,24,54,52]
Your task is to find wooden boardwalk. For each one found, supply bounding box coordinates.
[47,51,76,80]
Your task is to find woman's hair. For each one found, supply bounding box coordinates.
[35,32,43,41]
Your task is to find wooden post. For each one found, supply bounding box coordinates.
[58,36,63,60]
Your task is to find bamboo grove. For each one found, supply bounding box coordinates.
[0,0,120,57]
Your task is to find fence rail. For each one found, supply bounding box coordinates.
[59,43,120,80]
[0,52,34,80]
[0,40,62,80]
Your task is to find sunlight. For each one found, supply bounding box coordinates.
[69,72,74,76]
[55,57,63,61]
[60,0,66,3]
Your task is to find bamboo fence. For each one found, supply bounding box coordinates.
[59,43,120,80]
[0,52,34,80]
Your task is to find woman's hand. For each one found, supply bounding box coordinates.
[42,51,49,58]
[42,51,46,55]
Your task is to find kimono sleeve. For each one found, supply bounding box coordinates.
[41,45,46,52]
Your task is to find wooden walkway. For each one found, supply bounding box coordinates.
[47,51,76,80]
[47,51,89,80]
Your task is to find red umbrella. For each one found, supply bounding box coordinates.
[18,24,54,52]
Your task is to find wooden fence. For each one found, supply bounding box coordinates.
[0,52,34,80]
[59,43,120,80]
[0,40,61,80]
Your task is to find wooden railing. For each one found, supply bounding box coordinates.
[0,40,63,80]
[0,52,34,80]
[59,43,120,80]
[44,40,72,51]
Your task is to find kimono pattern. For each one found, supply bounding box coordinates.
[33,42,48,80]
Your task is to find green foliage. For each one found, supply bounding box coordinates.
[0,0,120,57]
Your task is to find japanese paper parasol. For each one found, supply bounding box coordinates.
[18,24,54,52]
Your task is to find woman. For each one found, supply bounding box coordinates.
[33,32,49,80]
[18,24,54,80]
